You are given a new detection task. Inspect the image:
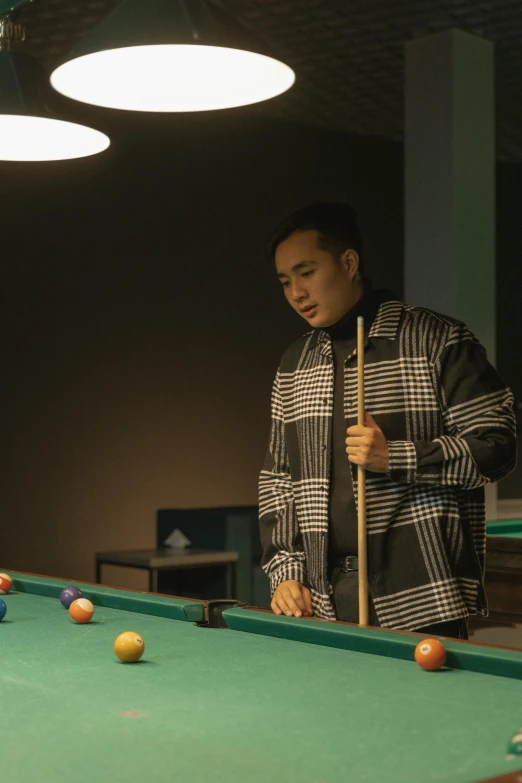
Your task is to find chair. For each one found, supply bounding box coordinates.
[156,505,270,606]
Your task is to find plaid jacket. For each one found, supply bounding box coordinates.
[259,300,516,629]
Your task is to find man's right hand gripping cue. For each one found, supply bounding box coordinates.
[271,580,313,618]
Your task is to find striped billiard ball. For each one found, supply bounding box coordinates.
[69,598,94,624]
[0,573,13,594]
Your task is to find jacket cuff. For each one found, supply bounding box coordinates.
[269,559,307,595]
[387,440,417,484]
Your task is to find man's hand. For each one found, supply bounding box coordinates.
[346,412,390,473]
[271,580,313,618]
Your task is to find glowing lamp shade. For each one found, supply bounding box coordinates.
[51,45,295,113]
[50,0,295,112]
[0,52,109,161]
[0,115,109,161]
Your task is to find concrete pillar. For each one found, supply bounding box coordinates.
[404,29,497,518]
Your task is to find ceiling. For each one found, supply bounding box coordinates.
[10,0,522,162]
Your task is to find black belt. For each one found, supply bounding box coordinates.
[332,555,359,572]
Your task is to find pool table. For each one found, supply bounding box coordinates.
[2,571,522,783]
[485,519,522,623]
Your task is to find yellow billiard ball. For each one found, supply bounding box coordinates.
[114,631,145,663]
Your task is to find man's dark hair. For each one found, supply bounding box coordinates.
[265,201,363,269]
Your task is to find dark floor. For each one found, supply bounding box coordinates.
[468,618,522,648]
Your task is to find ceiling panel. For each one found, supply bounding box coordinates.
[8,0,522,161]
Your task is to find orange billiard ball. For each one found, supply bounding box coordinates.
[114,631,145,663]
[69,598,95,624]
[414,638,447,671]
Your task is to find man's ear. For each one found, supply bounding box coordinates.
[341,249,360,280]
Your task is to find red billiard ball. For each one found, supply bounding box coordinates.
[0,573,13,594]
[414,638,447,671]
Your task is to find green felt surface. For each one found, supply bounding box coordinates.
[2,587,522,783]
[9,571,204,622]
[487,519,522,539]
[224,608,522,680]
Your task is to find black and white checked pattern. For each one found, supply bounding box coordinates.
[259,300,516,629]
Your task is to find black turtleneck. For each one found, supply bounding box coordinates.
[322,281,395,564]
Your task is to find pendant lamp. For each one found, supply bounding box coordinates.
[50,0,295,112]
[0,14,110,161]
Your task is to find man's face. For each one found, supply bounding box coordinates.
[275,229,361,328]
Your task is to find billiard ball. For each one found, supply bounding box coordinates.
[414,638,447,671]
[114,631,145,663]
[506,729,522,758]
[0,573,13,594]
[60,585,83,609]
[0,599,6,621]
[69,598,94,624]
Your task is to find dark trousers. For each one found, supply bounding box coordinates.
[330,568,468,640]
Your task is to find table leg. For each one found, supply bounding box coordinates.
[230,562,237,599]
[149,569,158,593]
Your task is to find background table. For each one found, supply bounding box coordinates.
[95,547,238,596]
[485,519,522,623]
[2,570,522,783]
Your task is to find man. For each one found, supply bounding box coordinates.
[259,202,516,638]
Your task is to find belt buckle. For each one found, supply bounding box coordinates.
[341,555,358,573]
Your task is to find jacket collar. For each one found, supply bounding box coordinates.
[308,299,404,356]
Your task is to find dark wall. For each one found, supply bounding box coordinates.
[0,112,404,585]
[2,107,521,587]
[496,161,522,497]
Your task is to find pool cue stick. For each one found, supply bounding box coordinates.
[357,315,369,626]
